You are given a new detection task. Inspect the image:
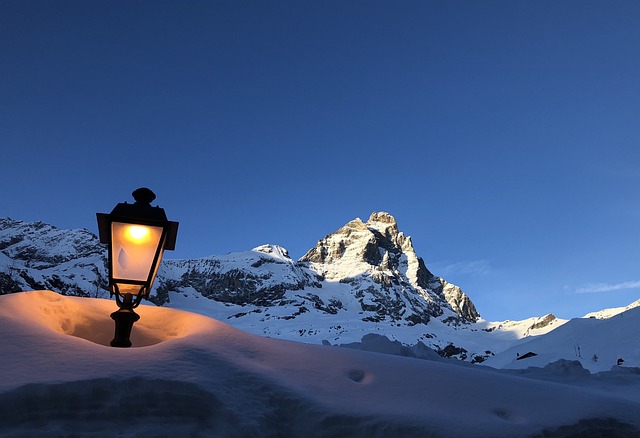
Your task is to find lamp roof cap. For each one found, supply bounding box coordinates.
[132,187,156,205]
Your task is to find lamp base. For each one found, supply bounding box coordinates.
[110,308,140,348]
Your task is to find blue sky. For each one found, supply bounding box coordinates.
[2,1,639,321]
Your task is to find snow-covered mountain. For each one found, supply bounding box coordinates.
[583,298,640,319]
[486,304,640,373]
[0,213,627,366]
[0,218,107,296]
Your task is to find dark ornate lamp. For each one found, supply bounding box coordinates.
[96,188,179,347]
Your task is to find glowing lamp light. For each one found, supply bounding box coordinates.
[96,188,178,347]
[127,225,151,241]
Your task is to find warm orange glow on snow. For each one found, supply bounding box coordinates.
[0,291,220,347]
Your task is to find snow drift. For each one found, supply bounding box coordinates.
[1,291,639,437]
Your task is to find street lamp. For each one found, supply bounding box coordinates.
[96,188,179,347]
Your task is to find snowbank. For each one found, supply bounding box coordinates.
[1,291,639,437]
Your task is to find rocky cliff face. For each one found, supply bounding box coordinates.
[442,280,481,323]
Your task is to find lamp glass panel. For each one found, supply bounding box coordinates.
[114,282,147,295]
[111,222,164,286]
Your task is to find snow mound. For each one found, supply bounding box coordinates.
[1,291,640,437]
[0,290,215,347]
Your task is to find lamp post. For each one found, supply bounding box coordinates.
[96,188,178,347]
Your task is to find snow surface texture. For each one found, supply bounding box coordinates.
[1,291,639,437]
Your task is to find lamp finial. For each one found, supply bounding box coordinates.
[132,187,156,205]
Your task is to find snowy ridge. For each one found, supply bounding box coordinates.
[1,291,639,437]
[484,305,640,372]
[584,298,640,319]
[481,313,567,339]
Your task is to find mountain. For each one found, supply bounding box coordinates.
[484,305,640,373]
[299,212,479,324]
[0,214,570,363]
[583,298,640,320]
[0,218,107,297]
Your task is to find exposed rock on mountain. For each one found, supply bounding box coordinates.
[529,314,557,331]
[442,281,480,323]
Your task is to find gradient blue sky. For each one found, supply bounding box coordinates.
[2,1,639,321]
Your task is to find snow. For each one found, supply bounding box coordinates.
[584,298,640,319]
[163,284,568,364]
[485,306,640,373]
[1,291,640,436]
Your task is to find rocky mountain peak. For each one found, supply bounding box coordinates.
[299,213,481,324]
[301,212,413,267]
[365,212,406,249]
[366,212,398,234]
[367,211,396,224]
[300,218,373,266]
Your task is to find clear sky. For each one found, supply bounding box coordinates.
[2,1,639,321]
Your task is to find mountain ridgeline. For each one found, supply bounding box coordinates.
[151,212,479,327]
[0,213,497,360]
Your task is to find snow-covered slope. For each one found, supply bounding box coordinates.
[584,298,640,319]
[1,291,639,437]
[484,305,640,373]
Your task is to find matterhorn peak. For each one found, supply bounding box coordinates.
[365,212,401,244]
[300,212,480,325]
[301,212,416,269]
[367,211,397,226]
